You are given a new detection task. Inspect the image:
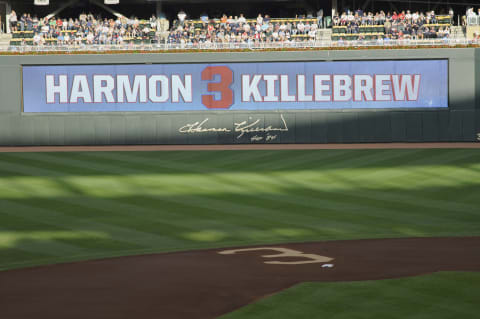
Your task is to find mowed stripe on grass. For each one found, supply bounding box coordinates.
[0,149,479,270]
[221,272,480,319]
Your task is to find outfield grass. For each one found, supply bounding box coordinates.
[221,272,480,319]
[0,149,479,271]
[1,148,479,318]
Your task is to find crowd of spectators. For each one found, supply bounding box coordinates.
[465,7,480,26]
[333,9,452,40]
[167,13,319,45]
[7,9,320,46]
[5,7,470,46]
[7,10,167,45]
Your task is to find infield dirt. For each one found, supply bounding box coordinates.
[1,237,479,319]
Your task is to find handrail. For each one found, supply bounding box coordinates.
[1,38,478,54]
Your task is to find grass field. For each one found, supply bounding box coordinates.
[1,148,479,317]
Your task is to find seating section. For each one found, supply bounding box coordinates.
[4,9,464,46]
[331,12,453,41]
[9,15,159,46]
[166,15,319,44]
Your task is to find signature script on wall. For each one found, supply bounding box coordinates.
[179,114,289,142]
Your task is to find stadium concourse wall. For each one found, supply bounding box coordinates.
[0,48,480,145]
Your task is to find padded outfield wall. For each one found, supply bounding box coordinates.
[0,48,480,145]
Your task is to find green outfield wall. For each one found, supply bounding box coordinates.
[0,48,479,145]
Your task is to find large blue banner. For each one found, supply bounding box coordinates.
[22,60,448,112]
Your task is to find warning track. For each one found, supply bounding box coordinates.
[0,142,479,153]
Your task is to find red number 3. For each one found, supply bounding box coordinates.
[201,66,234,109]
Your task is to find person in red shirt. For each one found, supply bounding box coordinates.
[398,11,405,21]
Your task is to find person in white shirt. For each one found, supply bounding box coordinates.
[405,10,412,22]
[9,10,17,32]
[41,24,49,35]
[256,14,263,25]
[297,21,305,34]
[86,32,94,44]
[238,14,246,24]
[33,33,41,45]
[177,10,187,25]
[347,12,355,22]
[304,22,311,33]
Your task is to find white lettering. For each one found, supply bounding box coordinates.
[117,75,147,103]
[391,75,420,101]
[172,75,192,103]
[93,75,115,103]
[149,75,169,103]
[70,75,92,103]
[46,75,68,104]
[263,75,279,102]
[333,75,352,102]
[314,75,331,102]
[297,75,313,102]
[354,75,374,101]
[242,75,262,102]
[280,75,295,102]
[375,75,391,101]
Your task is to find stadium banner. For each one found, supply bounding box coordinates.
[22,60,448,113]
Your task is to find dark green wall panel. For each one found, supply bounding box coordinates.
[374,112,392,142]
[310,113,327,143]
[391,112,407,142]
[326,113,343,143]
[438,112,451,142]
[406,112,422,142]
[448,111,463,141]
[422,112,439,142]
[294,112,312,143]
[357,112,376,142]
[110,117,126,145]
[462,110,476,141]
[341,112,359,143]
[48,117,65,145]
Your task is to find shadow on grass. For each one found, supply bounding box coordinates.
[0,178,479,270]
[0,148,478,178]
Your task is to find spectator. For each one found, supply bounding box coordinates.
[317,9,323,28]
[256,14,263,25]
[238,14,246,24]
[9,10,17,32]
[177,10,187,25]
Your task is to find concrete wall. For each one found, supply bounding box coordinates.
[0,48,479,145]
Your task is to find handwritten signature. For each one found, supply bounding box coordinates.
[234,115,288,138]
[179,114,289,140]
[179,119,232,134]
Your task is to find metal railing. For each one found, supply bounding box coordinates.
[1,38,478,53]
[467,16,480,26]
